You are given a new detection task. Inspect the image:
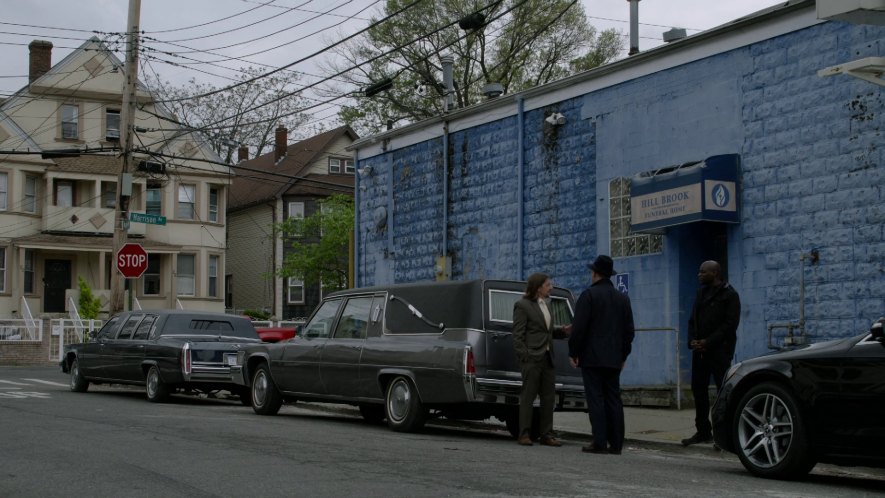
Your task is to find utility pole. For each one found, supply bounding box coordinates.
[110,0,142,315]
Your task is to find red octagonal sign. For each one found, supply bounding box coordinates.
[117,243,148,278]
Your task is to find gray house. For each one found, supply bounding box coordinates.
[349,0,885,387]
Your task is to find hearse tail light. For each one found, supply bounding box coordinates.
[465,346,476,375]
[182,343,192,374]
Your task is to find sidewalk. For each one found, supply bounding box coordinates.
[554,406,700,448]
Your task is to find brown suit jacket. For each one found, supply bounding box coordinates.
[512,297,567,363]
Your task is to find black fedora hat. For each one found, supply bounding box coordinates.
[588,255,617,277]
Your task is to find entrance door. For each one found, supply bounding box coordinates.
[671,222,729,382]
[44,259,71,313]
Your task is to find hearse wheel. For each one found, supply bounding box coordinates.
[251,363,282,415]
[385,376,427,432]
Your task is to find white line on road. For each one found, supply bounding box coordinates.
[0,379,29,385]
[22,378,68,387]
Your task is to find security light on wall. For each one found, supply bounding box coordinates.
[545,112,566,126]
[358,165,374,178]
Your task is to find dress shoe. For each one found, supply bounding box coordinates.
[581,444,608,454]
[608,448,622,455]
[539,437,562,447]
[517,435,533,446]
[681,432,713,446]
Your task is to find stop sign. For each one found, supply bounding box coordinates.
[117,243,148,278]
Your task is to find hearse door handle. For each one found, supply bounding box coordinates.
[490,331,509,341]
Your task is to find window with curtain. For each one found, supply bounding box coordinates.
[105,109,120,140]
[146,181,162,215]
[24,250,35,294]
[101,181,117,208]
[23,175,37,213]
[61,104,78,139]
[287,278,304,304]
[208,255,218,298]
[178,184,195,219]
[177,254,195,296]
[208,186,219,222]
[143,254,161,295]
[0,247,5,293]
[55,180,73,207]
[0,172,7,210]
[489,290,522,322]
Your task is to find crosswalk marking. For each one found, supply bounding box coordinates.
[22,378,67,387]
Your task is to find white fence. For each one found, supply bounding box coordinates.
[49,319,103,363]
[0,319,44,342]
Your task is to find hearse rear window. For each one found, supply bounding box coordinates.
[189,320,234,331]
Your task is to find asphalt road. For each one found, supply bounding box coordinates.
[2,366,884,498]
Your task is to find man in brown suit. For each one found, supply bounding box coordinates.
[513,272,571,446]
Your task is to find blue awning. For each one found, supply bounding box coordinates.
[629,154,740,233]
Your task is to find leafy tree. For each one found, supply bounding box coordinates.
[77,276,101,320]
[145,67,314,163]
[319,0,624,135]
[276,195,354,291]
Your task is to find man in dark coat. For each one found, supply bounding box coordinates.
[682,260,741,446]
[512,272,571,446]
[568,255,635,455]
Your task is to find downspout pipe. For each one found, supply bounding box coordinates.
[442,122,449,262]
[354,149,361,288]
[517,96,525,279]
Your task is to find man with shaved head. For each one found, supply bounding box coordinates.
[682,260,741,446]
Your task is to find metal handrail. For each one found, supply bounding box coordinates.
[634,327,681,410]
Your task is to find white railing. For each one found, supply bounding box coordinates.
[0,319,43,341]
[20,296,38,339]
[68,296,86,335]
[176,299,184,310]
[50,318,102,362]
[133,296,142,310]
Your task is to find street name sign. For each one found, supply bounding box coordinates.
[130,212,167,226]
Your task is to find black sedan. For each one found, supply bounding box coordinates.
[60,310,261,403]
[712,317,885,479]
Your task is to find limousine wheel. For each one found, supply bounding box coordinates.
[385,376,426,432]
[145,365,170,403]
[251,364,282,415]
[69,359,89,393]
[733,382,816,479]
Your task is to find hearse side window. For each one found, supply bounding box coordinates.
[96,316,121,339]
[303,299,342,339]
[489,290,522,323]
[333,297,373,339]
[488,290,573,325]
[133,315,157,340]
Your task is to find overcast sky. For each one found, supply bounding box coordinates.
[0,0,782,124]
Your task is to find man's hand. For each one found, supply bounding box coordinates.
[569,357,579,368]
[561,324,572,336]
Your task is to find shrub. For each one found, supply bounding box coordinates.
[77,276,102,320]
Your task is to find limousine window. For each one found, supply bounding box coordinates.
[96,316,121,340]
[117,314,143,340]
[333,297,373,339]
[303,299,342,338]
[133,315,157,340]
[489,290,572,325]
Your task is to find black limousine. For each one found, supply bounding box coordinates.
[60,310,261,403]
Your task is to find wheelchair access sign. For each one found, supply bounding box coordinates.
[615,273,629,295]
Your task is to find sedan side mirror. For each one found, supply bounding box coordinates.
[871,317,884,341]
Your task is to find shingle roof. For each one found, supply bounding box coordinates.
[228,125,358,210]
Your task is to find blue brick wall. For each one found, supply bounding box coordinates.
[356,19,885,386]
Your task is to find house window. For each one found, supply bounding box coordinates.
[55,180,73,207]
[143,254,161,295]
[287,278,304,304]
[225,275,233,309]
[177,254,195,296]
[329,158,341,174]
[23,175,37,213]
[24,250,35,294]
[208,186,219,223]
[609,177,663,258]
[208,255,219,298]
[288,201,305,237]
[146,181,162,215]
[0,247,5,293]
[101,181,117,208]
[177,184,195,220]
[329,158,355,174]
[0,172,7,210]
[106,109,120,141]
[61,104,78,139]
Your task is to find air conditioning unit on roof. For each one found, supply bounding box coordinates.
[817,0,885,25]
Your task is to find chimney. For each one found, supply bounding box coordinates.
[237,144,249,162]
[441,54,455,112]
[627,0,640,56]
[274,125,288,162]
[29,40,53,83]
